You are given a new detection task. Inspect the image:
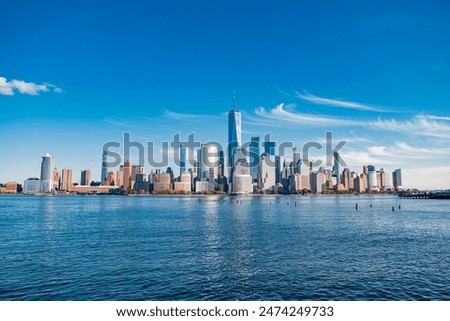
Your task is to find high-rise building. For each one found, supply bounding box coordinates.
[106,171,115,186]
[333,152,341,185]
[199,143,219,185]
[258,153,276,193]
[367,165,378,190]
[342,168,350,191]
[293,147,301,174]
[393,169,403,191]
[250,137,260,181]
[218,150,225,177]
[40,152,54,193]
[123,160,132,192]
[61,168,73,191]
[101,149,108,185]
[263,141,276,156]
[23,178,40,193]
[231,159,253,194]
[81,169,91,186]
[180,144,187,176]
[227,90,241,168]
[380,168,393,191]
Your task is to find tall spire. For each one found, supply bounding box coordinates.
[232,89,237,111]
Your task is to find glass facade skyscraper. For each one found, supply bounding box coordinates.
[228,109,241,167]
[180,144,187,176]
[250,137,260,181]
[101,149,108,185]
[40,152,54,193]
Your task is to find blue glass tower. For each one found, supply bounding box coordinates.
[250,136,260,181]
[101,149,107,185]
[180,144,186,176]
[228,90,241,168]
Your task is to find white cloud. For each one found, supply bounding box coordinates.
[426,115,450,121]
[369,115,450,139]
[296,91,388,112]
[254,103,365,126]
[163,109,219,121]
[0,76,62,96]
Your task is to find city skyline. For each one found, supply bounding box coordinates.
[1,1,450,189]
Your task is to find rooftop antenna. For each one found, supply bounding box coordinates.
[233,89,237,110]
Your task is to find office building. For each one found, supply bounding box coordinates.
[227,91,241,168]
[101,149,108,185]
[61,168,73,191]
[367,165,378,191]
[123,160,132,192]
[40,152,54,193]
[81,169,91,186]
[199,143,219,183]
[23,178,40,193]
[250,136,260,181]
[231,159,253,194]
[180,144,187,176]
[258,153,276,193]
[393,169,403,191]
[333,152,341,185]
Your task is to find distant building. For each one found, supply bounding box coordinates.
[40,152,54,193]
[367,165,378,191]
[310,172,325,194]
[258,153,276,193]
[263,140,276,156]
[153,172,172,192]
[23,178,40,193]
[135,173,149,193]
[380,168,393,191]
[250,136,260,181]
[0,182,18,194]
[231,159,253,194]
[228,91,241,169]
[393,169,403,191]
[123,160,132,192]
[333,152,341,185]
[174,173,191,193]
[101,149,108,185]
[80,169,91,186]
[61,168,73,191]
[179,144,187,176]
[289,173,310,193]
[199,143,219,182]
[106,171,115,186]
[342,168,350,191]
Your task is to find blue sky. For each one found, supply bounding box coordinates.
[1,0,450,189]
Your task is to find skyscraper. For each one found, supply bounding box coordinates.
[123,160,132,192]
[40,152,54,193]
[180,144,187,176]
[393,169,403,191]
[263,141,276,156]
[367,165,377,190]
[81,169,91,186]
[199,143,219,182]
[333,152,341,185]
[228,90,241,168]
[250,137,260,181]
[61,168,73,191]
[101,149,108,185]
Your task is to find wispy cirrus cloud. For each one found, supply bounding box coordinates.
[163,109,221,121]
[368,115,450,139]
[252,103,450,139]
[254,103,366,127]
[296,90,388,112]
[0,76,62,96]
